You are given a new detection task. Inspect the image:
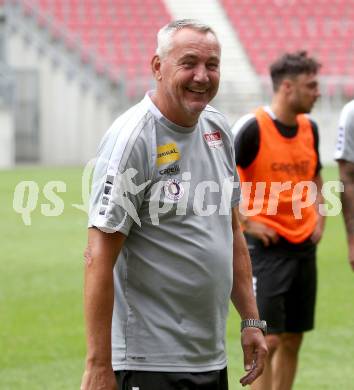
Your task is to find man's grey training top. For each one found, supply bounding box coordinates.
[88,92,241,372]
[335,100,354,163]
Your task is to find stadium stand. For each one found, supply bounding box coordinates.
[26,0,171,97]
[221,0,354,97]
[2,0,351,165]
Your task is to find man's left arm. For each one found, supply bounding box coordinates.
[311,173,326,244]
[231,207,268,387]
[338,160,354,271]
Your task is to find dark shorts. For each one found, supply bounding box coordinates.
[115,367,228,390]
[246,234,317,334]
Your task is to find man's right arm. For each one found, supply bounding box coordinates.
[81,227,126,390]
[232,117,279,246]
[338,160,354,271]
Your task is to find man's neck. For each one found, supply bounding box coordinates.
[150,91,198,128]
[270,100,297,126]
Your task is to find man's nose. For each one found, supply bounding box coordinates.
[193,64,209,83]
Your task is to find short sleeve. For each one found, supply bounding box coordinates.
[231,115,260,168]
[88,120,151,235]
[334,102,354,163]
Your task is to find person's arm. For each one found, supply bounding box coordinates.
[80,227,126,390]
[338,160,354,271]
[310,173,326,244]
[231,207,268,387]
[233,118,279,247]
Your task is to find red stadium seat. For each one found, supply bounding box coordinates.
[28,0,171,97]
[344,82,354,98]
[221,0,353,85]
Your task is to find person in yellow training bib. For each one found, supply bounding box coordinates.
[231,51,325,390]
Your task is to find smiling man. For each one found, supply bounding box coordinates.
[151,25,220,126]
[80,20,266,390]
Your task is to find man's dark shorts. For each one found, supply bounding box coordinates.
[245,234,317,334]
[115,367,228,390]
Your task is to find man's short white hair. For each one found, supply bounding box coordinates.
[156,19,219,59]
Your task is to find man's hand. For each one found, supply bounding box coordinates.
[239,327,268,387]
[80,365,118,390]
[244,219,279,247]
[232,209,268,386]
[310,218,325,244]
[338,161,354,271]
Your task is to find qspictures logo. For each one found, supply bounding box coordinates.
[12,159,344,227]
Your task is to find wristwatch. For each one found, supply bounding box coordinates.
[241,319,267,335]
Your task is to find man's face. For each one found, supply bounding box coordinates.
[288,72,320,114]
[153,28,221,126]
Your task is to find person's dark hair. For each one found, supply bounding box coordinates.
[270,51,321,91]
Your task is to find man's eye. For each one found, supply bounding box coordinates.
[207,63,219,70]
[182,62,195,68]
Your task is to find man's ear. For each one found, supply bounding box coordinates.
[282,78,293,94]
[151,55,162,81]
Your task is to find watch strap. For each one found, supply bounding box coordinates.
[241,319,267,335]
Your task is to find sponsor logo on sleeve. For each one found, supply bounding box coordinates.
[104,184,112,195]
[157,143,180,166]
[99,176,115,214]
[106,175,114,185]
[102,196,109,205]
[203,131,223,148]
[336,126,344,151]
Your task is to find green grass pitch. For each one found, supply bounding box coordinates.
[0,166,353,389]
